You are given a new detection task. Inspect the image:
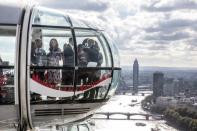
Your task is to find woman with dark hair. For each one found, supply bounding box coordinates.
[47,38,62,84]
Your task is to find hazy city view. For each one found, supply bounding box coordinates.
[119,64,197,96]
[112,59,197,131]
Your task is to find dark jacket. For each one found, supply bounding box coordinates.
[63,44,74,66]
[84,47,99,63]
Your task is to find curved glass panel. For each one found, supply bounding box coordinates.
[32,6,70,27]
[29,27,75,104]
[74,29,113,100]
[70,17,99,30]
[99,35,112,67]
[76,69,112,100]
[107,70,121,98]
[103,33,120,67]
[101,33,121,98]
[70,17,88,28]
[75,29,112,67]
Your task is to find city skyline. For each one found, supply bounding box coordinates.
[123,59,197,69]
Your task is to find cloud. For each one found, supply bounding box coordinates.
[148,45,168,50]
[145,19,197,34]
[144,32,190,41]
[35,0,109,11]
[142,0,197,12]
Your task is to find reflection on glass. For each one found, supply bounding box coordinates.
[70,17,88,28]
[0,27,16,105]
[107,70,121,98]
[33,7,70,26]
[103,33,120,67]
[0,69,14,104]
[76,69,111,100]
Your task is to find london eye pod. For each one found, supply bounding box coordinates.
[0,3,121,130]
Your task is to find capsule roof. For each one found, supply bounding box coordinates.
[0,3,100,31]
[0,1,24,24]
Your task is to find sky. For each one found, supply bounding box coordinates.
[34,0,197,67]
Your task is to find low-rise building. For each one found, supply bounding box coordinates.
[178,97,195,105]
[156,96,178,108]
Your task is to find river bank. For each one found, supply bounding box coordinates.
[141,94,197,131]
[93,93,178,131]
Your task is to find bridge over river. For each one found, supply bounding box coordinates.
[93,112,163,121]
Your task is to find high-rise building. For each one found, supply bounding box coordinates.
[153,72,164,103]
[133,58,139,93]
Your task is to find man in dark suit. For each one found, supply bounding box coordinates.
[62,38,74,85]
[63,38,74,66]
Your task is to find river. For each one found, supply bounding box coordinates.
[92,92,178,131]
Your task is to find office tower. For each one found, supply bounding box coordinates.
[133,59,139,93]
[153,72,164,103]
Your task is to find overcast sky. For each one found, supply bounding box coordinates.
[35,0,197,67]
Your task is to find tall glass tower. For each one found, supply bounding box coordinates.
[153,72,164,103]
[133,59,139,93]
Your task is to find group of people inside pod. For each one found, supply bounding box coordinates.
[31,37,103,86]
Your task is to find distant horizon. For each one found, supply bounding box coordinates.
[121,65,197,70]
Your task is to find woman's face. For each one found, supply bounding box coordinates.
[51,40,57,48]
